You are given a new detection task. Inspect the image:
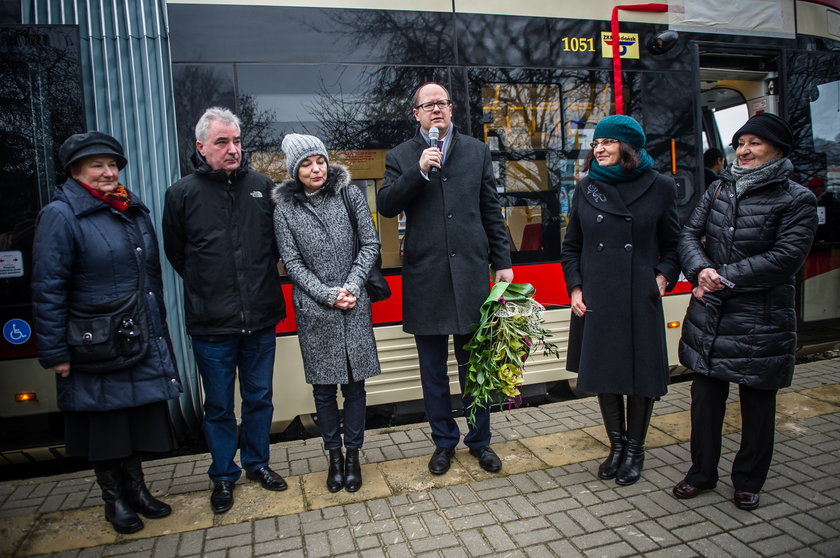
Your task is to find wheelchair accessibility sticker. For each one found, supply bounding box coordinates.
[3,319,32,345]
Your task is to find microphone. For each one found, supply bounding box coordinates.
[428,127,439,174]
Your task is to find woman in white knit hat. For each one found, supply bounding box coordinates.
[272,134,381,493]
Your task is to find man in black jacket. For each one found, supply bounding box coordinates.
[377,83,513,476]
[163,107,286,514]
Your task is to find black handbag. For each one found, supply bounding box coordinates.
[66,220,149,373]
[340,186,392,303]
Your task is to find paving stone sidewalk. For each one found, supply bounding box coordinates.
[1,357,839,557]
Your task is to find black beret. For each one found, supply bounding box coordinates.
[59,131,127,173]
[731,113,793,156]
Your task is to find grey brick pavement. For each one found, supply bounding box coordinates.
[2,357,840,557]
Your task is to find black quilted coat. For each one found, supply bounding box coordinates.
[678,160,817,389]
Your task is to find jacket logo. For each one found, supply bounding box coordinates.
[586,183,607,203]
[250,191,263,198]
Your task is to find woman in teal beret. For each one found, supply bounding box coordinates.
[561,115,681,486]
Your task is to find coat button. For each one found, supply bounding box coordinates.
[729,226,734,231]
[625,217,632,221]
[624,244,633,252]
[597,243,604,251]
[450,250,456,257]
[447,213,453,219]
[596,214,604,223]
[442,177,448,182]
[135,247,142,252]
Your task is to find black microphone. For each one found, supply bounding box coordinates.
[428,127,440,174]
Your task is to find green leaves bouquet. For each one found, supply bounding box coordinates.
[463,282,561,425]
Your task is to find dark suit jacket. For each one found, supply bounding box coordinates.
[377,127,511,335]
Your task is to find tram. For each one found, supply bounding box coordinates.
[1,0,838,453]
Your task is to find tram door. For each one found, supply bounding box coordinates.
[698,47,840,338]
[0,25,85,425]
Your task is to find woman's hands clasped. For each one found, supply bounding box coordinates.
[692,267,725,301]
[333,288,357,310]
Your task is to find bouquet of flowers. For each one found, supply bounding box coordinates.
[463,282,561,425]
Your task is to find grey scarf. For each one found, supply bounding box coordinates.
[729,158,787,198]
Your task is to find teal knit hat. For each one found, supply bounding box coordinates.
[593,115,646,150]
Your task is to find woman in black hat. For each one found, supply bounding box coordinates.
[31,132,182,533]
[674,113,818,510]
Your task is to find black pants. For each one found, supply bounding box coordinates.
[415,333,491,449]
[685,373,777,493]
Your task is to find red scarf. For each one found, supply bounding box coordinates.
[79,182,131,213]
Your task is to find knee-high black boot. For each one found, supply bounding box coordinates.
[122,454,171,519]
[326,449,345,493]
[597,394,626,480]
[616,396,654,486]
[95,464,144,534]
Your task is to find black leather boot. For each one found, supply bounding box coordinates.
[344,448,362,492]
[122,454,171,518]
[616,396,654,486]
[95,466,144,534]
[326,449,345,493]
[597,394,626,480]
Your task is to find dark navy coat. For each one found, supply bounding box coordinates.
[561,170,681,398]
[377,128,512,335]
[678,160,817,389]
[31,179,182,412]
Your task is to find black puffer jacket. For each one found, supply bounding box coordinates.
[162,154,285,336]
[678,160,817,389]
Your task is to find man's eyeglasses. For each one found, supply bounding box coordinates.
[590,139,620,150]
[415,100,452,112]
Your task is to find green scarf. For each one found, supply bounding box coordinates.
[587,148,654,185]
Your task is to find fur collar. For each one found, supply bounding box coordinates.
[271,164,351,205]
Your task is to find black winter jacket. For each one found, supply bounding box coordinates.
[31,180,183,412]
[162,154,285,336]
[678,160,817,389]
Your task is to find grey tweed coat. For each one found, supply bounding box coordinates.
[272,165,382,385]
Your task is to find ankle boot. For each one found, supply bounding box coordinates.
[597,394,626,480]
[326,449,345,493]
[616,396,654,486]
[95,466,144,534]
[122,454,171,518]
[344,448,362,492]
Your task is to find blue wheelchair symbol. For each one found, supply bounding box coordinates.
[3,319,32,345]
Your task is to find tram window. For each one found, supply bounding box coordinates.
[711,104,748,164]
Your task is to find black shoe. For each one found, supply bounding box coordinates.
[469,446,502,473]
[734,491,760,510]
[210,480,235,514]
[428,447,455,475]
[95,467,144,534]
[673,479,715,500]
[326,449,344,493]
[122,455,171,519]
[344,448,362,493]
[246,466,288,491]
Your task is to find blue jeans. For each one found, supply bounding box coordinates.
[312,379,366,450]
[191,329,276,481]
[415,333,491,449]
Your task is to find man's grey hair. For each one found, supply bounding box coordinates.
[195,107,241,143]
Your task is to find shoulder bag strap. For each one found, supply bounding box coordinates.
[340,187,361,256]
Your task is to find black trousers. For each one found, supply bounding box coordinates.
[415,333,491,449]
[685,373,777,493]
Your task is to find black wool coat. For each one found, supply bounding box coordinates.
[31,180,183,412]
[678,160,818,389]
[561,170,681,398]
[377,128,512,335]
